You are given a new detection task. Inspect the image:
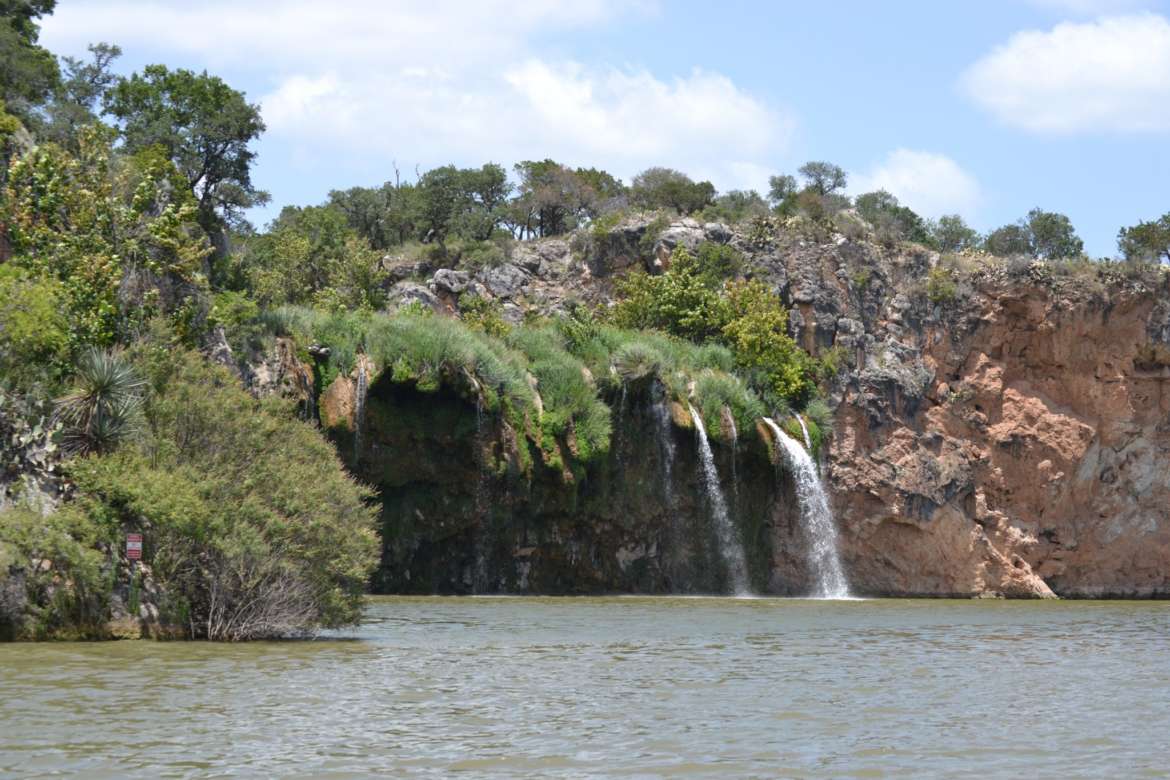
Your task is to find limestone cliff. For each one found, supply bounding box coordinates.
[250,215,1170,598]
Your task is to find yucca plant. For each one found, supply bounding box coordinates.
[55,349,145,456]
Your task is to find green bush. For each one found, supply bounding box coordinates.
[0,505,109,640]
[0,265,70,388]
[66,347,380,640]
[926,266,958,304]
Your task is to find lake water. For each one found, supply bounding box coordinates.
[2,596,1168,778]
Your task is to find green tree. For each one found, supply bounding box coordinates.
[929,214,979,252]
[0,264,69,385]
[854,189,930,245]
[1026,208,1083,259]
[39,42,121,149]
[2,126,211,350]
[984,223,1032,256]
[0,0,59,118]
[721,279,815,405]
[68,347,379,639]
[702,189,769,223]
[629,167,715,214]
[798,161,847,196]
[1118,213,1170,264]
[236,205,384,309]
[104,65,269,242]
[767,174,797,207]
[611,245,730,341]
[512,159,592,238]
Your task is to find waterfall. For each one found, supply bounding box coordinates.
[652,395,675,506]
[763,417,850,599]
[688,404,750,595]
[353,359,369,463]
[794,413,812,450]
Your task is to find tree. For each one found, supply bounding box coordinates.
[703,189,769,223]
[854,190,929,245]
[574,166,626,217]
[984,224,1032,256]
[2,126,211,350]
[237,205,384,309]
[1026,208,1083,260]
[39,42,122,148]
[104,65,269,243]
[767,174,797,207]
[629,167,715,214]
[512,159,594,238]
[1118,213,1170,264]
[929,214,979,252]
[0,0,59,118]
[798,161,847,196]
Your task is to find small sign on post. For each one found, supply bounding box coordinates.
[126,533,143,561]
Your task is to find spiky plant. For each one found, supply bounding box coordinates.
[55,349,145,456]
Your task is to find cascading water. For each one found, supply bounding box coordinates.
[688,404,750,595]
[763,417,850,598]
[794,413,812,450]
[353,359,369,463]
[651,387,675,506]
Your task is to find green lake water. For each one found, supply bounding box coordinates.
[1,596,1168,778]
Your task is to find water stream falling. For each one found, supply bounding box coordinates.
[353,359,369,463]
[763,417,850,599]
[795,413,812,450]
[652,397,675,506]
[688,404,750,595]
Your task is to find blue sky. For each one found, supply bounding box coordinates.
[40,0,1170,256]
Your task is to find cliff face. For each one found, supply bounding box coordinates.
[320,377,807,595]
[254,216,1170,597]
[829,275,1170,598]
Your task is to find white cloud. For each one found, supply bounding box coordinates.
[961,14,1170,133]
[851,150,982,218]
[39,0,790,192]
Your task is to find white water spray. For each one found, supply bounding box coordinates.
[688,404,750,595]
[763,417,850,599]
[652,398,675,506]
[794,413,812,450]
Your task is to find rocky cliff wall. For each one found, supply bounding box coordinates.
[246,215,1170,597]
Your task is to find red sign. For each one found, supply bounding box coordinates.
[126,533,143,561]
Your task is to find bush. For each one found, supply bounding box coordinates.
[926,266,958,304]
[612,246,730,342]
[0,505,109,640]
[66,347,380,640]
[721,280,816,405]
[0,265,70,388]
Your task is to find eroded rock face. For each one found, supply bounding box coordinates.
[246,217,1170,597]
[818,266,1170,597]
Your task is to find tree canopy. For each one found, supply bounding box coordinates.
[104,65,268,240]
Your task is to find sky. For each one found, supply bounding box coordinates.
[38,0,1170,257]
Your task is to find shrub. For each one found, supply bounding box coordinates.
[66,347,380,639]
[55,349,145,456]
[926,266,958,304]
[461,295,512,339]
[0,505,109,640]
[0,265,70,388]
[721,280,816,405]
[612,246,730,342]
